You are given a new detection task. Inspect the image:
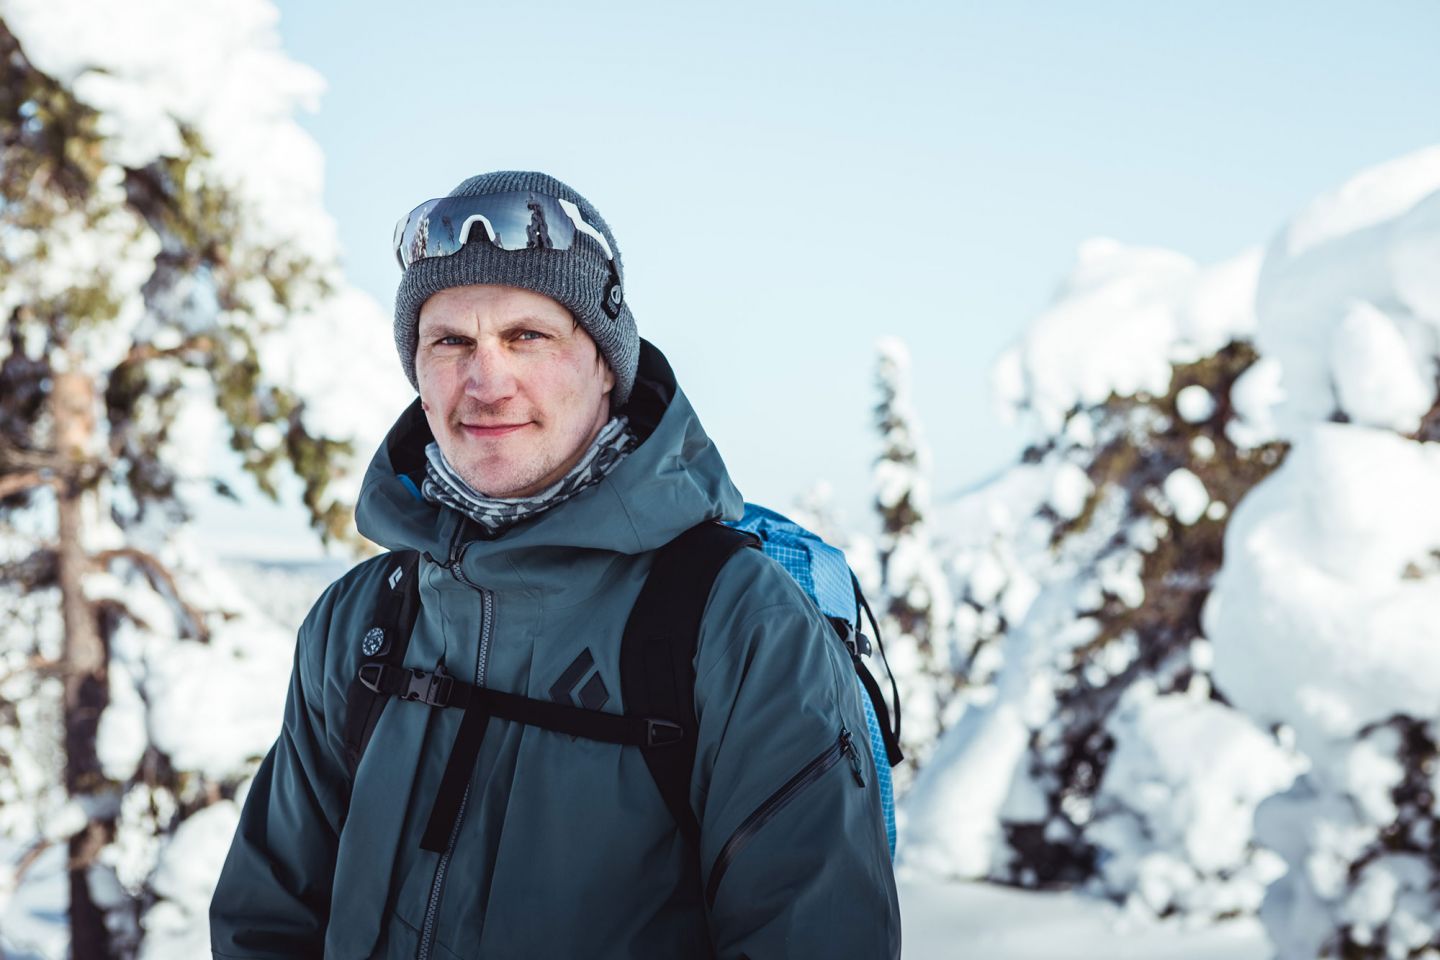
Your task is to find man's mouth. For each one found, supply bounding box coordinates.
[460,422,531,438]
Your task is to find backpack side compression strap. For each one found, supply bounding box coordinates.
[853,573,903,759]
[620,521,759,851]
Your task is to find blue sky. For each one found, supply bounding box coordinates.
[270,0,1439,535]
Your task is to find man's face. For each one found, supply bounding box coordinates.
[416,284,615,499]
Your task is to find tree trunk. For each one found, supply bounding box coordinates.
[52,367,115,960]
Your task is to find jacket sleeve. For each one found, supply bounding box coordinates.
[693,549,902,959]
[210,583,349,959]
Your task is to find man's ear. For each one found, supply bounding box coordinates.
[593,342,615,393]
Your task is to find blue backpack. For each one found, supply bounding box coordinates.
[725,503,902,855]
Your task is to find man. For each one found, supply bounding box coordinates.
[210,171,901,958]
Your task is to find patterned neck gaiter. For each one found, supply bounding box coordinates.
[421,416,639,537]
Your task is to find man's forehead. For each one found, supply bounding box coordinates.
[418,285,575,330]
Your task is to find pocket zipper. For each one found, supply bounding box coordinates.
[705,727,863,907]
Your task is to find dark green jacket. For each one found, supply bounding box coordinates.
[210,342,901,959]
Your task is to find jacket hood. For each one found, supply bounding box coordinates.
[354,339,744,564]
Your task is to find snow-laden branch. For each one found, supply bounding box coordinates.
[92,548,210,642]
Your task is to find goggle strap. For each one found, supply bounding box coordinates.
[558,197,615,261]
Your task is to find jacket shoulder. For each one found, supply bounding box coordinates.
[695,542,841,678]
[295,551,414,679]
[707,540,828,625]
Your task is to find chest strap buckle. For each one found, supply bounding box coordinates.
[358,663,456,708]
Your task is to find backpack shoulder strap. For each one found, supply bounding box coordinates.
[620,521,758,851]
[341,549,422,780]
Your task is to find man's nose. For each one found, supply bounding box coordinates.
[462,341,518,405]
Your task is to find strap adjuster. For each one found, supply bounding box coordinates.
[358,662,386,693]
[645,719,684,747]
[853,630,872,658]
[830,617,871,658]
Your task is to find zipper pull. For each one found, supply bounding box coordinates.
[841,728,865,788]
[445,542,479,589]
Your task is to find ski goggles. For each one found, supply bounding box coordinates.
[392,191,616,271]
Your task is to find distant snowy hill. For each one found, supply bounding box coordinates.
[219,557,350,634]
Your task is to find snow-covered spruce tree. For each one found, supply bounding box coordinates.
[0,15,368,957]
[1206,148,1440,959]
[902,239,1304,920]
[871,336,954,782]
[997,339,1292,906]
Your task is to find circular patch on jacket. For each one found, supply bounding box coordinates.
[362,627,385,657]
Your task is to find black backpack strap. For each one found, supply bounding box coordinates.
[620,521,759,851]
[855,659,904,767]
[397,663,689,852]
[420,690,491,852]
[853,573,903,762]
[341,550,423,780]
[359,662,686,746]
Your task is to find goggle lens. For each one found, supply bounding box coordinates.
[393,192,613,270]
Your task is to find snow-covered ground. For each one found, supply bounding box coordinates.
[900,877,1271,960]
[2,845,1273,960]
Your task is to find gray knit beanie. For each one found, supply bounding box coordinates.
[393,171,639,410]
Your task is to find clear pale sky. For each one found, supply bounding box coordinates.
[264,0,1438,541]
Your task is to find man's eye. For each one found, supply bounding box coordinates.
[436,335,468,346]
[516,331,546,342]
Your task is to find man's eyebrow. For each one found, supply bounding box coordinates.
[418,320,471,338]
[419,315,572,338]
[500,315,571,331]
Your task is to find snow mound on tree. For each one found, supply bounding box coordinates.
[992,241,1261,433]
[137,802,241,960]
[1203,146,1440,957]
[1207,424,1440,747]
[0,0,409,488]
[1255,147,1440,436]
[0,0,332,252]
[1088,685,1300,918]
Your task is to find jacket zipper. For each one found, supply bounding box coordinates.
[704,727,863,907]
[417,547,493,960]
